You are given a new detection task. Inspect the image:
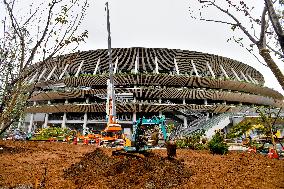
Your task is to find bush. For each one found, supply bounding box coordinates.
[176,139,187,148]
[208,131,228,155]
[194,143,207,150]
[32,127,70,140]
[176,129,207,150]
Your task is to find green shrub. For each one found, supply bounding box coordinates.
[208,131,228,155]
[176,129,207,150]
[32,127,70,140]
[176,139,186,148]
[194,143,207,150]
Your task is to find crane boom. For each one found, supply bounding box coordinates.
[104,2,121,133]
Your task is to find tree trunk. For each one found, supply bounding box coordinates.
[0,83,23,135]
[0,120,14,136]
[259,49,284,91]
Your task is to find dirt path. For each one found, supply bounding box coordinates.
[0,141,283,189]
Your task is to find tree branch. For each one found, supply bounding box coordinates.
[264,0,284,54]
[266,44,284,58]
[258,5,268,48]
[199,0,258,45]
[199,18,236,25]
[24,1,57,69]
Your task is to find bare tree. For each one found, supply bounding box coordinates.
[190,0,284,90]
[0,0,89,135]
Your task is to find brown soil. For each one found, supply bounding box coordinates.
[0,140,283,189]
[64,149,192,189]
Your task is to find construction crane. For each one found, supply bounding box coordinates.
[102,2,122,138]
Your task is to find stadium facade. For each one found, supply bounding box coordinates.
[23,47,284,136]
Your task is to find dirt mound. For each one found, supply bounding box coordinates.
[64,149,192,189]
[0,144,29,154]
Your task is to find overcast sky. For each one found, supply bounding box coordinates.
[1,0,283,95]
[77,0,284,95]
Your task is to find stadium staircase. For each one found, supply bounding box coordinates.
[169,113,232,139]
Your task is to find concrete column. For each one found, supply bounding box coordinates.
[191,60,200,77]
[133,112,137,123]
[155,57,159,74]
[252,78,259,84]
[133,95,136,103]
[65,99,68,104]
[246,75,256,84]
[134,56,138,74]
[93,58,100,75]
[240,71,249,82]
[43,113,48,128]
[206,62,215,79]
[83,112,87,135]
[28,114,34,133]
[183,98,187,128]
[158,98,162,116]
[231,68,241,81]
[75,60,85,77]
[220,65,229,79]
[62,113,67,128]
[206,113,209,121]
[29,72,38,83]
[46,102,51,128]
[46,65,57,81]
[174,58,180,75]
[184,117,188,128]
[59,64,69,80]
[114,57,118,74]
[204,99,208,105]
[86,97,89,104]
[38,68,47,81]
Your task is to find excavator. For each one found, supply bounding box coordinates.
[112,116,177,158]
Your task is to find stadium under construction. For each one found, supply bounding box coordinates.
[22,47,284,137]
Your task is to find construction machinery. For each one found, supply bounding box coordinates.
[112,116,176,158]
[99,2,123,146]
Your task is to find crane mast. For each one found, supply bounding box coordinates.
[105,2,121,131]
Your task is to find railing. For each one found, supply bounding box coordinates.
[201,113,232,131]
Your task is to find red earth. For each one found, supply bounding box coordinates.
[0,140,283,189]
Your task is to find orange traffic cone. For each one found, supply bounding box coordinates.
[83,138,89,145]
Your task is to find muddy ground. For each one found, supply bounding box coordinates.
[0,140,283,189]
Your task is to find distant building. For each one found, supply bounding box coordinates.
[23,47,284,136]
